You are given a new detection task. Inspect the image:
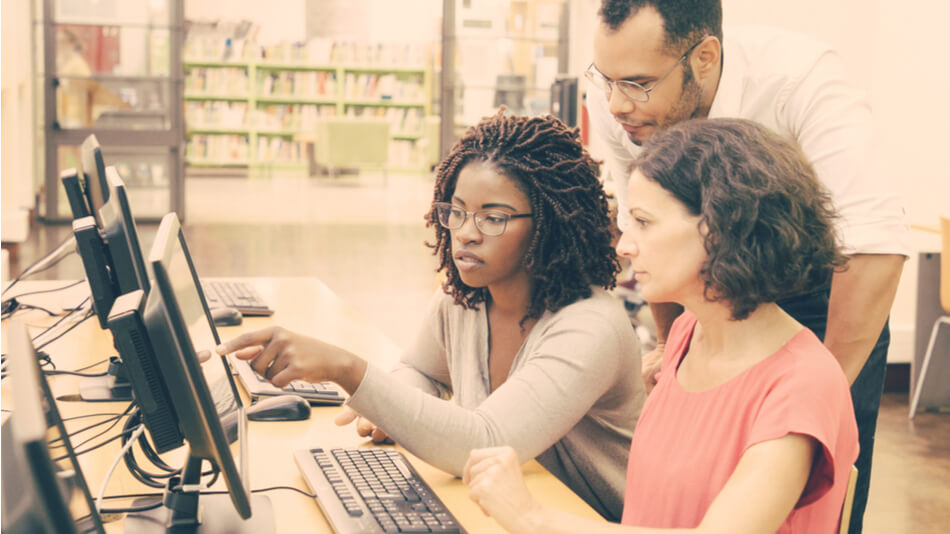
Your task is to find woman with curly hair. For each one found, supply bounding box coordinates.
[464,118,859,533]
[217,110,645,520]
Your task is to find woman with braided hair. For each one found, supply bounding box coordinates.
[217,110,645,520]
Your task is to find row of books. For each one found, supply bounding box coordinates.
[343,73,426,101]
[346,106,426,136]
[187,134,249,162]
[185,101,248,130]
[255,104,338,132]
[185,67,249,95]
[184,102,339,132]
[256,137,305,163]
[259,71,337,99]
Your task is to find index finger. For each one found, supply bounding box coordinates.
[216,326,278,355]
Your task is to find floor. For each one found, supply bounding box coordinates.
[7,171,950,533]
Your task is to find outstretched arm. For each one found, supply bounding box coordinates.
[465,434,816,534]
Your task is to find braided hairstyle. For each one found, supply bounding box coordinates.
[428,109,620,323]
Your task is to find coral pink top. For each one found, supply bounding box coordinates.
[621,312,858,532]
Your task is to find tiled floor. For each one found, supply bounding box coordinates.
[7,171,950,533]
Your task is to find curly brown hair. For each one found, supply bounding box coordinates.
[428,110,620,323]
[633,118,848,320]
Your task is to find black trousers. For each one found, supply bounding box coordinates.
[777,287,888,534]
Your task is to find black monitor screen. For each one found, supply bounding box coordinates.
[100,166,150,296]
[0,320,105,534]
[80,134,108,228]
[143,212,250,518]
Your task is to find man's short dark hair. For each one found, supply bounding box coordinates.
[599,0,723,54]
[633,118,847,320]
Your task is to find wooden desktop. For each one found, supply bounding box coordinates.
[1,277,604,533]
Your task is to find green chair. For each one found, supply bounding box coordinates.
[313,117,390,181]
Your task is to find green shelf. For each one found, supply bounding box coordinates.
[184,59,251,68]
[248,161,308,168]
[342,65,427,75]
[186,160,249,167]
[188,127,250,135]
[255,130,300,136]
[185,93,249,101]
[185,60,432,170]
[343,99,427,108]
[256,96,337,105]
[256,63,337,72]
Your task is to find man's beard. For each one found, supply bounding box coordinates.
[656,69,704,132]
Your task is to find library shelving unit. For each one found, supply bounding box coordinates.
[183,58,432,173]
[38,0,186,222]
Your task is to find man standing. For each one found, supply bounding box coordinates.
[586,1,907,532]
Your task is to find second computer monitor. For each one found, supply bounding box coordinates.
[80,134,109,228]
[100,166,150,296]
[0,320,106,534]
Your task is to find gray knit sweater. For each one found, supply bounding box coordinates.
[347,287,645,520]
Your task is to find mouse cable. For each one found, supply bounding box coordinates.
[96,422,147,513]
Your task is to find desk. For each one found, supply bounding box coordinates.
[1,277,604,533]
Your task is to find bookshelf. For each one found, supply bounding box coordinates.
[184,59,432,172]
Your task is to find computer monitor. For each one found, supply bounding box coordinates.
[107,290,185,454]
[80,134,109,228]
[61,168,92,219]
[122,212,274,533]
[105,207,236,454]
[68,165,149,331]
[100,166,150,296]
[0,320,106,534]
[72,166,151,401]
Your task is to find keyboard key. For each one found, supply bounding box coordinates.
[299,447,466,533]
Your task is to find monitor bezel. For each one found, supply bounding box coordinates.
[80,134,108,229]
[145,213,251,519]
[99,166,150,296]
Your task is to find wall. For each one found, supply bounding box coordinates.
[185,0,307,44]
[1,0,36,243]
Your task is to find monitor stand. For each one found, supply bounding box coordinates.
[125,457,274,534]
[78,356,133,402]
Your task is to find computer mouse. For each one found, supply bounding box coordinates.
[246,394,311,422]
[210,306,243,327]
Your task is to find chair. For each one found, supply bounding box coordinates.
[909,216,950,418]
[312,117,390,182]
[838,465,859,534]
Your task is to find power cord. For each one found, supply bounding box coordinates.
[97,423,147,513]
[2,234,77,297]
[1,279,87,321]
[98,485,317,514]
[50,402,135,459]
[120,410,219,489]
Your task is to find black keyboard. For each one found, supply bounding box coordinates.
[202,280,274,316]
[294,448,466,534]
